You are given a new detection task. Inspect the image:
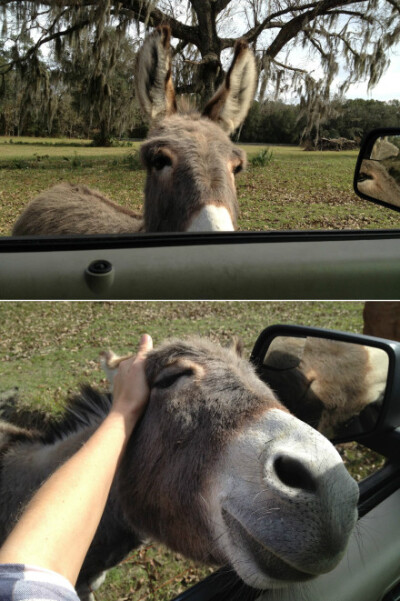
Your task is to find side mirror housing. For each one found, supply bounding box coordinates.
[250,324,400,459]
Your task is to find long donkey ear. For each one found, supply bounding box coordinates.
[135,25,177,123]
[226,337,244,357]
[99,350,134,392]
[203,40,257,135]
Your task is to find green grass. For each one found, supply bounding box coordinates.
[0,301,383,600]
[0,142,138,160]
[0,301,366,408]
[0,136,399,235]
[0,135,93,146]
[239,145,398,230]
[0,138,145,235]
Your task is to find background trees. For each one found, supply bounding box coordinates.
[1,1,400,144]
[240,99,400,144]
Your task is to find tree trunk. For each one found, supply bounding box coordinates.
[191,0,224,103]
[92,118,112,146]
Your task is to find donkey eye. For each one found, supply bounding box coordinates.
[232,162,243,175]
[154,368,194,389]
[152,153,172,171]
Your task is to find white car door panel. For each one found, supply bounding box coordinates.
[1,231,399,299]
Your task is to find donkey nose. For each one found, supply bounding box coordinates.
[273,454,318,493]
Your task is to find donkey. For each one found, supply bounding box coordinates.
[363,301,400,343]
[357,159,400,207]
[370,137,399,161]
[12,27,257,236]
[0,338,359,599]
[259,336,389,438]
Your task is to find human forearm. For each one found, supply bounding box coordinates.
[0,334,153,586]
[0,411,135,585]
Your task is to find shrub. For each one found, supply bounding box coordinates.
[249,148,273,167]
[124,150,142,170]
[71,152,82,168]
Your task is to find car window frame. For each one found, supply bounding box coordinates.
[2,229,400,300]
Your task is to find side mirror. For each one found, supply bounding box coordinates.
[354,127,400,212]
[250,324,400,458]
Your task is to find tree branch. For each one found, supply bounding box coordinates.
[271,58,308,74]
[306,26,362,56]
[327,9,374,20]
[265,0,369,59]
[0,0,200,46]
[183,54,219,66]
[240,1,327,44]
[172,39,189,57]
[219,0,372,49]
[213,0,232,14]
[0,16,91,74]
[117,0,199,45]
[303,29,330,59]
[221,22,284,50]
[385,0,400,12]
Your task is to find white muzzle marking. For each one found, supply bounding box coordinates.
[187,205,235,232]
[207,409,358,590]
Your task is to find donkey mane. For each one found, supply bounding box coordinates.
[0,386,111,447]
[41,386,112,444]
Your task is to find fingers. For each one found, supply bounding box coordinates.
[110,334,153,424]
[117,334,153,374]
[136,333,153,359]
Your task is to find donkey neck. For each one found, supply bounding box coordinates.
[0,421,141,569]
[0,423,105,547]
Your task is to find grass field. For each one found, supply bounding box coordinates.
[1,136,399,235]
[0,301,385,601]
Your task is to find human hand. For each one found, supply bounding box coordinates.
[111,334,153,426]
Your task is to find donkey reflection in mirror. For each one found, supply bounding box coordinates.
[260,336,389,438]
[357,159,400,208]
[12,27,257,236]
[0,338,358,600]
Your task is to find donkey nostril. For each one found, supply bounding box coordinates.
[273,455,317,493]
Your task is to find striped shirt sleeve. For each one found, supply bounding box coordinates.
[0,564,79,601]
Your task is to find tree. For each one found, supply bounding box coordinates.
[1,0,399,143]
[240,100,303,143]
[57,27,139,143]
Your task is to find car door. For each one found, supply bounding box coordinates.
[2,229,400,299]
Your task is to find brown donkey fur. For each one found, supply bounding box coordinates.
[259,336,389,437]
[358,159,400,208]
[12,27,257,236]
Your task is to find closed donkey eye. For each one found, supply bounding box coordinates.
[152,151,173,171]
[232,162,243,175]
[230,157,244,176]
[154,368,195,389]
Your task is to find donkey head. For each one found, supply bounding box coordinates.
[259,337,389,438]
[116,338,359,590]
[135,27,257,232]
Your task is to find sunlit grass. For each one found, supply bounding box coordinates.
[0,300,365,406]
